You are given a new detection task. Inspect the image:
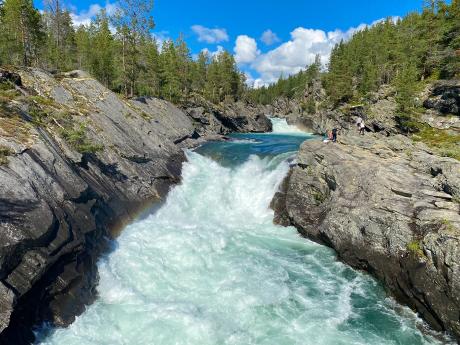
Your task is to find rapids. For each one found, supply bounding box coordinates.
[37,119,452,345]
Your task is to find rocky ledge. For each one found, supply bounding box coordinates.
[0,68,271,344]
[272,132,460,340]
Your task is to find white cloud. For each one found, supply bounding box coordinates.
[152,31,171,50]
[244,72,266,89]
[201,45,225,58]
[234,35,260,64]
[260,29,280,45]
[248,18,399,86]
[70,2,118,27]
[191,25,229,44]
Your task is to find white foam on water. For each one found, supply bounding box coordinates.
[270,118,309,135]
[37,151,452,345]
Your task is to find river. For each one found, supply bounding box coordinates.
[37,119,452,345]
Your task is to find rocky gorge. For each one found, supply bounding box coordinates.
[0,68,271,344]
[1,64,459,344]
[271,80,460,341]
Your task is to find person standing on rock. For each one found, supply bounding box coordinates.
[332,128,338,142]
[356,116,363,131]
[359,121,365,135]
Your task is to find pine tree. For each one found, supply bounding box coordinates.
[394,62,419,112]
[43,1,76,71]
[137,36,160,96]
[75,25,91,70]
[159,40,181,102]
[90,10,115,88]
[175,35,192,96]
[0,0,43,66]
[113,0,155,97]
[191,51,209,94]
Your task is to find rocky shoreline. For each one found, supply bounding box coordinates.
[0,68,271,344]
[270,81,460,341]
[1,66,459,343]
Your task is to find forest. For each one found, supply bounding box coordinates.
[248,0,460,112]
[0,0,459,110]
[0,0,246,104]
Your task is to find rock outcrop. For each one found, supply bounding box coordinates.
[0,68,271,344]
[424,80,460,116]
[272,133,460,340]
[182,96,272,136]
[422,80,460,130]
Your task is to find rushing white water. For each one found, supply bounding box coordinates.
[270,118,308,134]
[38,120,452,345]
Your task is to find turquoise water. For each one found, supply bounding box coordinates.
[37,119,453,345]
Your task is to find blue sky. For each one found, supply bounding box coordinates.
[35,0,429,86]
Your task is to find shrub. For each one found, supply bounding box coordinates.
[406,240,425,258]
[60,123,103,154]
[0,145,12,165]
[412,123,460,161]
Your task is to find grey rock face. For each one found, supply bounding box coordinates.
[182,97,272,136]
[424,80,460,116]
[272,133,460,340]
[0,68,271,343]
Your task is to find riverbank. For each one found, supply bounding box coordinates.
[272,128,460,340]
[38,126,450,345]
[0,68,271,344]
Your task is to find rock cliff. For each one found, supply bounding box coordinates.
[272,131,460,340]
[0,68,271,344]
[270,77,460,340]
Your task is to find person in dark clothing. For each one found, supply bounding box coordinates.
[332,128,338,142]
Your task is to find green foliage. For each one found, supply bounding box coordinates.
[60,123,103,154]
[0,0,245,105]
[28,104,50,125]
[0,82,20,102]
[407,240,425,258]
[324,1,459,105]
[0,145,12,165]
[440,218,457,232]
[301,98,316,114]
[412,123,460,160]
[42,4,77,71]
[394,63,420,112]
[89,10,116,88]
[2,0,456,112]
[0,0,44,66]
[29,95,55,106]
[311,188,327,204]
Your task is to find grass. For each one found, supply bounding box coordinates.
[406,240,426,258]
[0,116,31,142]
[0,145,12,165]
[29,95,56,107]
[440,218,458,234]
[60,123,103,154]
[312,189,327,204]
[411,123,460,161]
[28,104,51,125]
[140,111,152,120]
[0,82,21,103]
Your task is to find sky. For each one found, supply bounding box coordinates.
[34,0,430,87]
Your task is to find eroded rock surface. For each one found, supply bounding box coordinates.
[182,97,272,136]
[0,68,272,344]
[272,133,460,340]
[424,80,460,116]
